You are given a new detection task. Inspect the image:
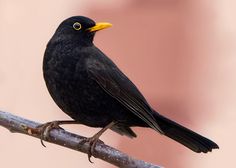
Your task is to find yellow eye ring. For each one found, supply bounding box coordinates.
[73,22,82,30]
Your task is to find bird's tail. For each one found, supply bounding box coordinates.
[153,111,219,153]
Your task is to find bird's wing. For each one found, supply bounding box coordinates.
[86,56,163,134]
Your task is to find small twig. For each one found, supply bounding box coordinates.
[0,110,161,168]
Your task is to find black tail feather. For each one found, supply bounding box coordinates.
[110,125,137,138]
[153,112,219,153]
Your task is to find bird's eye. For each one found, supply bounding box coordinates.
[73,22,82,30]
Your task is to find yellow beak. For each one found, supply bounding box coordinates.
[87,22,112,32]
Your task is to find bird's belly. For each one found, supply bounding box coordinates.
[44,67,146,128]
[45,71,116,127]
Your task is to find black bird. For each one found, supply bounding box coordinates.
[42,16,218,158]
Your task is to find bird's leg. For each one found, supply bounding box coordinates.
[82,121,117,163]
[35,120,79,147]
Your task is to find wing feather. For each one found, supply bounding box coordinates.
[87,58,163,134]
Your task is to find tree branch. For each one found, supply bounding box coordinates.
[0,110,161,168]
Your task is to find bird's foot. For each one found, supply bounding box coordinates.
[79,121,117,163]
[36,121,64,147]
[80,135,102,163]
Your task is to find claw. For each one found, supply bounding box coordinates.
[80,136,100,163]
[79,121,116,163]
[36,121,63,147]
[40,133,47,147]
[88,153,94,163]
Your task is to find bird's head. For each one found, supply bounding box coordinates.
[51,16,112,46]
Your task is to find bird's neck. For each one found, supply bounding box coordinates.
[51,34,94,48]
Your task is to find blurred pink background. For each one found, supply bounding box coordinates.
[0,0,235,167]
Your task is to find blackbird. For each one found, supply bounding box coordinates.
[42,16,218,158]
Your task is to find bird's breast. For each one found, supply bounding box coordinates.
[43,49,114,126]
